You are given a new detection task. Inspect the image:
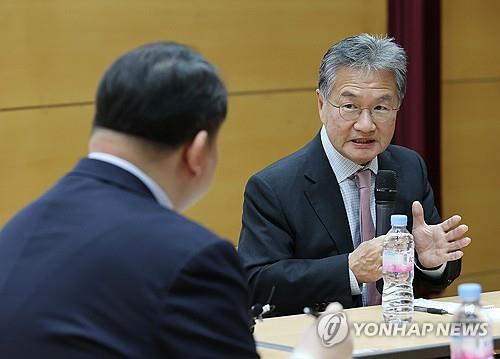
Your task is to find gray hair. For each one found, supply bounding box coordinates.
[318,34,407,104]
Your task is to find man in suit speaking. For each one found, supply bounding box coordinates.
[238,34,472,316]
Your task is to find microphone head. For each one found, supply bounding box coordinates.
[375,170,398,202]
[250,303,263,317]
[261,304,276,315]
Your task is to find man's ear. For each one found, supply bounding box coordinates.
[184,130,209,176]
[316,89,327,125]
[316,89,324,112]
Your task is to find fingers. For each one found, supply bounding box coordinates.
[373,235,386,244]
[352,237,383,256]
[323,302,343,314]
[372,237,384,256]
[447,237,471,252]
[364,266,383,282]
[446,250,464,261]
[442,219,471,254]
[411,201,426,227]
[294,303,353,359]
[440,215,462,232]
[366,236,384,254]
[445,224,468,241]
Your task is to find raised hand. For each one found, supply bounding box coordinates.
[412,201,471,268]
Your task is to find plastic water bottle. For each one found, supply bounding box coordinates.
[450,283,494,359]
[382,214,414,323]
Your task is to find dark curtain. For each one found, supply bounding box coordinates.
[388,0,442,211]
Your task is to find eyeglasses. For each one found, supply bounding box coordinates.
[326,99,399,123]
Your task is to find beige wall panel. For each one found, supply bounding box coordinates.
[0,92,320,244]
[0,106,92,223]
[0,0,387,109]
[442,0,500,80]
[442,0,500,296]
[441,82,500,280]
[185,91,320,243]
[442,270,500,297]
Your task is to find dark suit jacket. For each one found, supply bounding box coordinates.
[238,133,460,316]
[0,158,258,358]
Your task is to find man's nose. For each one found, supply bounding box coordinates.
[354,109,376,131]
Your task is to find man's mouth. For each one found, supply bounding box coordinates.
[351,138,375,144]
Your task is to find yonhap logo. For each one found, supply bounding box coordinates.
[317,312,349,347]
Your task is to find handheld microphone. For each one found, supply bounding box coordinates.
[375,170,398,294]
[375,170,398,236]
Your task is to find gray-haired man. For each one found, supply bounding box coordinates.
[238,34,470,316]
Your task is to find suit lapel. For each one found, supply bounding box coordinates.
[377,147,400,173]
[303,134,353,254]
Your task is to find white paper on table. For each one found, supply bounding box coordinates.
[484,308,500,322]
[414,298,462,314]
[414,298,500,322]
[353,348,379,355]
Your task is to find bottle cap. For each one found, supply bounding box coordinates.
[458,283,482,301]
[390,214,407,226]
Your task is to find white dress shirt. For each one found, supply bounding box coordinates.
[88,152,173,210]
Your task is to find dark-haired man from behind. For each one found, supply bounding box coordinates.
[0,42,259,358]
[0,41,353,359]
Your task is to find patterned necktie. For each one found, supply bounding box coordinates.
[356,169,381,306]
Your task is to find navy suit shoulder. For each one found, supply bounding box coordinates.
[0,159,258,358]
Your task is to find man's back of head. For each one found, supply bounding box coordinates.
[94,41,227,149]
[90,42,228,211]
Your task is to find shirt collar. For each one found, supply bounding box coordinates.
[88,152,173,210]
[320,126,378,183]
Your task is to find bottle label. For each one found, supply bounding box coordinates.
[451,335,494,359]
[383,249,414,273]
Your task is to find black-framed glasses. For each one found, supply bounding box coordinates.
[326,99,399,123]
